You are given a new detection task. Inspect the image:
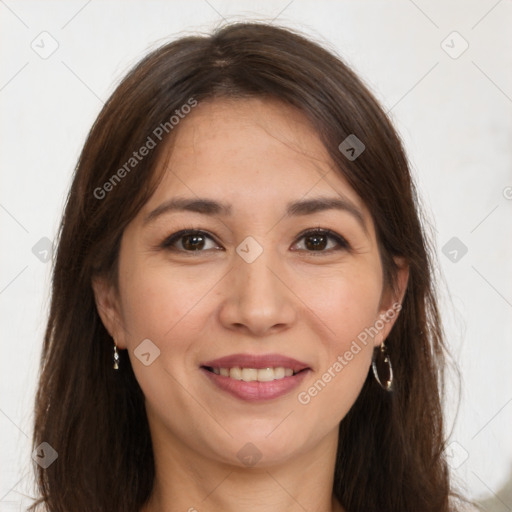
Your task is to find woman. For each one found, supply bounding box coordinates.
[30,22,469,512]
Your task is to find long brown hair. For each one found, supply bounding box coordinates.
[30,22,465,511]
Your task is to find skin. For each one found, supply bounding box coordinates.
[93,97,409,512]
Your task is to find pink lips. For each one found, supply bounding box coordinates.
[200,353,310,373]
[200,353,311,402]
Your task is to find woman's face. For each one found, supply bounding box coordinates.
[95,97,407,468]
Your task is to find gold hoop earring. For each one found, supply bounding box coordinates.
[372,341,393,391]
[113,341,120,370]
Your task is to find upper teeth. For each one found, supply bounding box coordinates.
[213,367,296,382]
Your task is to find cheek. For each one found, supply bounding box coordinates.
[294,261,383,346]
[292,265,381,417]
[116,262,215,404]
[118,259,206,337]
[116,258,225,373]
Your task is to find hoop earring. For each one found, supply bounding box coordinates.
[113,340,120,370]
[372,341,393,391]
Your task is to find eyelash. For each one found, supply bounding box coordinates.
[159,227,350,255]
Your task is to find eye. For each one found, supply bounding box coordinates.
[160,229,222,252]
[292,228,350,253]
[159,228,350,254]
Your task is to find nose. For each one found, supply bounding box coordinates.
[218,247,297,337]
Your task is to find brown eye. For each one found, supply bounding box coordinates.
[293,229,349,253]
[304,232,328,250]
[161,230,221,252]
[181,233,206,251]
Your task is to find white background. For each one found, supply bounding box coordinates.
[1,1,511,510]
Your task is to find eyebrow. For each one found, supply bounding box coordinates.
[143,196,367,232]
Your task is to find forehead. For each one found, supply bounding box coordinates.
[144,97,369,220]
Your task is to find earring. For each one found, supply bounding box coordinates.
[113,341,120,370]
[372,340,393,391]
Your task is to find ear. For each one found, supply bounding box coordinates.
[374,256,409,347]
[91,276,127,349]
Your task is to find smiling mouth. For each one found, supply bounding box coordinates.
[202,366,308,382]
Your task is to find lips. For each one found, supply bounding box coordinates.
[199,353,312,401]
[200,353,311,373]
